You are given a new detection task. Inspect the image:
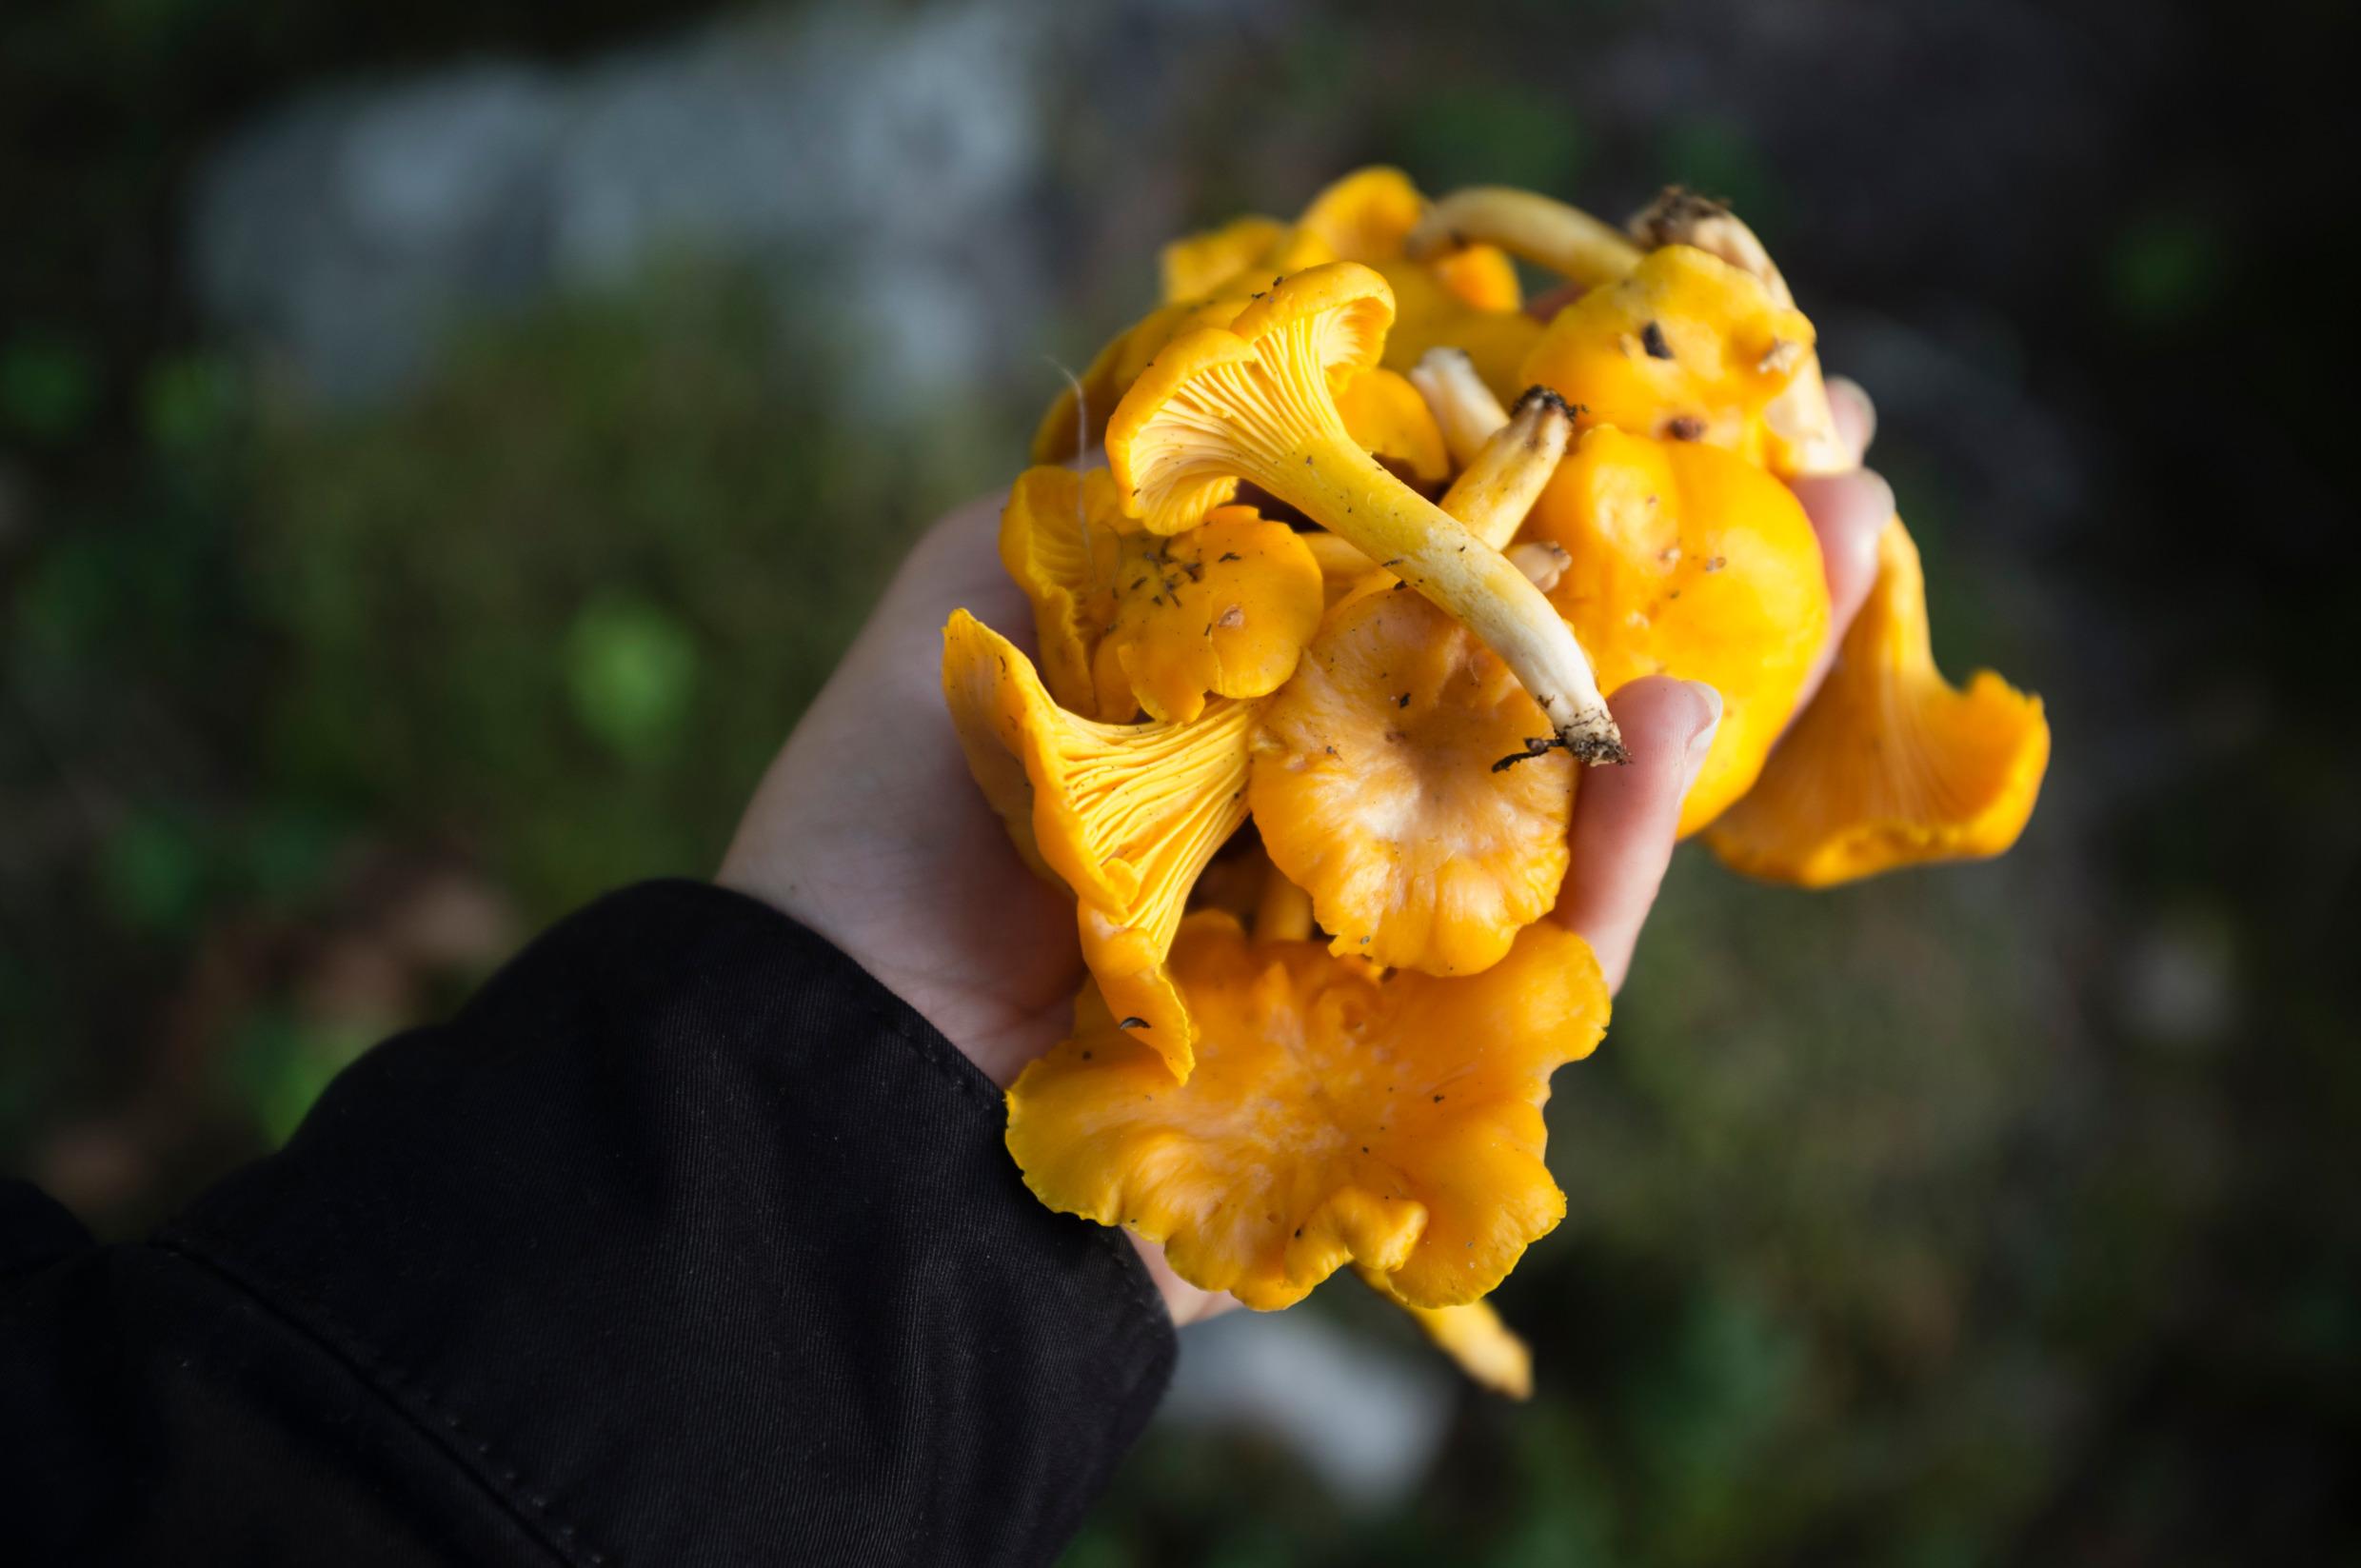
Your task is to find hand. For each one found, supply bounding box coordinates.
[718,381,1892,1324]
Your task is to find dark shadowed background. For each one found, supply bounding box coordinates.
[5,0,2355,1561]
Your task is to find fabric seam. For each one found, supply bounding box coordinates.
[151,1232,611,1568]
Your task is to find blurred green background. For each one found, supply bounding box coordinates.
[4,0,2354,1561]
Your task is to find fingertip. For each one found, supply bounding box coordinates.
[1609,673,1720,751]
[1558,676,1721,990]
[1789,466,1891,619]
[1825,374,1876,465]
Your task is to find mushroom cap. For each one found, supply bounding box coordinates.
[1295,166,1428,262]
[1104,506,1325,724]
[1250,587,1576,976]
[1524,425,1830,836]
[1706,520,2050,885]
[942,609,1260,1075]
[1002,471,1324,725]
[1157,215,1339,308]
[1157,167,1522,313]
[1106,262,1396,536]
[1004,909,1608,1310]
[1334,366,1451,487]
[1519,245,1817,466]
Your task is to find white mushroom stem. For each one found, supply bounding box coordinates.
[1407,347,1508,467]
[1440,387,1577,551]
[1406,187,1643,289]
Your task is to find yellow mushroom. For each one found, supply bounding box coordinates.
[1249,586,1576,975]
[1518,242,1821,468]
[1523,426,1830,836]
[1248,387,1583,975]
[1293,167,1543,393]
[999,467,1324,724]
[1333,366,1451,486]
[942,610,1260,1076]
[1598,193,2051,878]
[1161,215,1305,304]
[996,465,1135,720]
[1106,261,1626,765]
[1102,506,1325,724]
[1003,909,1608,1310]
[1302,378,1573,586]
[1168,167,1525,314]
[1705,520,2050,884]
[1373,258,1545,407]
[1623,187,1852,476]
[1359,1267,1533,1399]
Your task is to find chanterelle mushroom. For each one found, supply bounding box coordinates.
[1003,909,1608,1310]
[999,466,1324,724]
[1249,385,1582,976]
[942,610,1260,1076]
[1333,366,1451,487]
[1587,191,2052,869]
[1518,242,1821,466]
[1705,520,2051,884]
[1522,425,1831,836]
[1105,261,1628,765]
[1249,586,1576,975]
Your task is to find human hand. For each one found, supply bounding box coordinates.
[718,380,1891,1323]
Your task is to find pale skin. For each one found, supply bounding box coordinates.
[721,378,1888,1326]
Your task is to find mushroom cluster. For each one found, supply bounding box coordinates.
[942,169,2050,1395]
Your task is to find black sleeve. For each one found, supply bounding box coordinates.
[1,880,1175,1567]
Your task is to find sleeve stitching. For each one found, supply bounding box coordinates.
[153,1232,616,1568]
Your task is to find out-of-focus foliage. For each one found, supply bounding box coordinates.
[248,269,982,912]
[4,0,2357,1562]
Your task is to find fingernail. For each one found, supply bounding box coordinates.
[1855,466,1896,528]
[1827,374,1876,459]
[1678,683,1722,794]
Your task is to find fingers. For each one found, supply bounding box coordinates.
[1790,466,1892,643]
[1825,374,1876,465]
[1785,376,1894,708]
[1556,676,1722,992]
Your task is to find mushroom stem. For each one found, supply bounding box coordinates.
[1407,347,1508,466]
[1626,188,1793,306]
[1406,188,1643,289]
[1260,419,1626,764]
[1441,387,1577,551]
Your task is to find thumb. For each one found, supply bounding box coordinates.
[1554,677,1722,992]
